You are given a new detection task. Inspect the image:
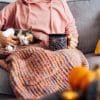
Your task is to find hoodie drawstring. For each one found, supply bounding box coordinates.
[50,1,53,34]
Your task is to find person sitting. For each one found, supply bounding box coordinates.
[0,0,78,49]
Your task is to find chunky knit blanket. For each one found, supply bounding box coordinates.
[0,46,89,100]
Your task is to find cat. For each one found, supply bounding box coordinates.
[0,28,34,52]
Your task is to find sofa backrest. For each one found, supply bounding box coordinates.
[68,0,100,53]
[0,0,100,53]
[0,2,8,10]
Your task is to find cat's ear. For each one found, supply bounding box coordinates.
[15,29,22,35]
[28,27,33,34]
[15,29,19,35]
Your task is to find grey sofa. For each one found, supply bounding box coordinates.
[0,0,100,96]
[68,0,100,68]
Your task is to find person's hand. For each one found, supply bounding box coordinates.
[0,32,19,47]
[38,35,49,48]
[40,39,49,48]
[67,34,78,49]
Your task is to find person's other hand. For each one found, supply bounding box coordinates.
[0,32,19,46]
[38,35,49,48]
[67,34,78,49]
[40,39,49,48]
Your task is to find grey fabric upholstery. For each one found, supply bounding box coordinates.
[0,68,13,95]
[68,0,100,53]
[85,53,100,68]
[0,2,13,95]
[0,0,100,96]
[0,2,7,10]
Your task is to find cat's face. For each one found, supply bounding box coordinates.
[25,31,33,42]
[17,29,34,45]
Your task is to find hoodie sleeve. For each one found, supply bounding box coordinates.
[62,0,78,38]
[0,3,16,30]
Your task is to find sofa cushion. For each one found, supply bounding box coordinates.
[68,0,100,53]
[0,2,8,10]
[0,68,14,95]
[85,53,100,69]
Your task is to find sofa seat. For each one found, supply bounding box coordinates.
[86,53,100,68]
[0,68,14,95]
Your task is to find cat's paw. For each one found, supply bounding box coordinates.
[5,45,16,52]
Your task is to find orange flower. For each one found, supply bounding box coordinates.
[68,66,95,91]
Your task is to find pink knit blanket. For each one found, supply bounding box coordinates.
[0,46,89,99]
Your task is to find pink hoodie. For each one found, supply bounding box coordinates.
[0,0,78,41]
